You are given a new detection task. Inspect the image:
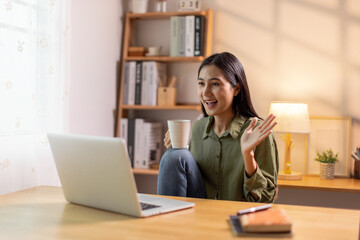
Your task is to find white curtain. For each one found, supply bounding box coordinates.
[0,0,70,195]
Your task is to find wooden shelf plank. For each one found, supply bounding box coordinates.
[133,168,159,175]
[277,175,360,193]
[125,56,204,62]
[121,104,202,111]
[128,10,209,19]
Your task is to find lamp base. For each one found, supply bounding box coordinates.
[278,171,303,180]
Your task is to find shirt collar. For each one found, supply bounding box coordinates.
[202,115,246,139]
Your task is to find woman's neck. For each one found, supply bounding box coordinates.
[213,112,236,137]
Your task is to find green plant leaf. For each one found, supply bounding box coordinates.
[314,149,339,163]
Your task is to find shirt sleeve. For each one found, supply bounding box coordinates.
[243,133,279,203]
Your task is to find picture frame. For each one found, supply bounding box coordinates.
[307,116,352,177]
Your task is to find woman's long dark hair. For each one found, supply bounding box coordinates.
[198,52,260,119]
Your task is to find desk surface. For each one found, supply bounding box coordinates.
[0,186,359,240]
[277,175,360,193]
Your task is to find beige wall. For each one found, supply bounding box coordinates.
[69,0,122,136]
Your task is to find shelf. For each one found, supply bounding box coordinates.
[121,104,202,111]
[131,170,360,193]
[125,56,205,62]
[277,175,360,193]
[133,168,159,175]
[128,10,210,20]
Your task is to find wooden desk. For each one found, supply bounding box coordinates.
[0,186,359,240]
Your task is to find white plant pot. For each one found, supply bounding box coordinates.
[319,162,335,179]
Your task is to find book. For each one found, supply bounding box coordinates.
[141,62,148,105]
[185,15,195,57]
[170,16,179,57]
[141,122,151,169]
[127,61,137,105]
[178,16,186,56]
[129,120,163,169]
[229,215,293,238]
[147,62,167,106]
[120,118,128,144]
[239,208,292,233]
[127,118,136,167]
[134,118,144,168]
[194,16,204,56]
[122,62,130,104]
[148,122,162,164]
[134,61,142,105]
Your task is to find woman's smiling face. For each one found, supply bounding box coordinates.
[197,65,239,117]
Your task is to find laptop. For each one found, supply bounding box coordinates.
[47,133,195,217]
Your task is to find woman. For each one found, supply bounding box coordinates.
[157,52,279,203]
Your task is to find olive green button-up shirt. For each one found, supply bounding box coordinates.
[189,116,279,202]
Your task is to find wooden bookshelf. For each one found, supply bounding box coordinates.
[124,56,205,62]
[116,9,213,173]
[132,168,160,175]
[115,9,213,138]
[128,10,210,19]
[121,104,201,111]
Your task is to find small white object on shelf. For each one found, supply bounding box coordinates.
[177,0,201,11]
[131,0,148,13]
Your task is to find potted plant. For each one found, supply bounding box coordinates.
[314,149,339,179]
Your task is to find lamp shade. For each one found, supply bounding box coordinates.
[269,102,311,134]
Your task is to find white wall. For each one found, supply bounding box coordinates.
[69,0,123,136]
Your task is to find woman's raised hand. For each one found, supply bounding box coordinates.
[163,130,172,149]
[240,114,277,154]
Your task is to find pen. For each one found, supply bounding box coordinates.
[237,204,272,215]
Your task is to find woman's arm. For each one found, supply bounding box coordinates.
[240,114,277,177]
[240,114,279,202]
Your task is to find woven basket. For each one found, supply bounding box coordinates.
[320,163,335,179]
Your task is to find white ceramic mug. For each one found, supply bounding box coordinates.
[167,120,191,149]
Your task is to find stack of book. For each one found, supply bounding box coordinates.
[170,15,205,57]
[120,118,162,169]
[122,61,167,106]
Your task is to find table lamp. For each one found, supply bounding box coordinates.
[269,102,311,180]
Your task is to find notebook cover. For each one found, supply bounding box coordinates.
[239,208,292,233]
[229,215,293,238]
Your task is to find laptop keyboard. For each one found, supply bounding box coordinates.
[140,202,161,211]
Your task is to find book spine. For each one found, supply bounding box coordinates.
[134,61,142,105]
[128,61,136,105]
[185,15,195,57]
[170,16,179,57]
[142,122,151,168]
[134,118,144,169]
[122,62,129,104]
[120,118,128,144]
[178,16,186,56]
[148,62,156,106]
[141,62,148,105]
[194,16,202,56]
[127,118,135,167]
[199,16,205,56]
[151,122,163,163]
